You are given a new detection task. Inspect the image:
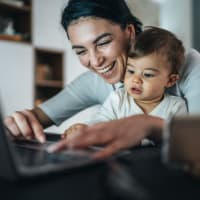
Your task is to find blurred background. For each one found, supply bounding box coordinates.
[0,0,199,132]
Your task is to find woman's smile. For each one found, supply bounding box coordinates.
[96,61,116,74]
[97,60,123,83]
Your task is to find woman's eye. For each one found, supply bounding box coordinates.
[75,50,86,55]
[97,40,111,46]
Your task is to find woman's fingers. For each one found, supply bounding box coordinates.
[21,110,45,143]
[47,123,112,153]
[47,139,68,153]
[67,123,115,148]
[4,115,21,136]
[92,140,123,159]
[4,109,45,143]
[11,111,33,139]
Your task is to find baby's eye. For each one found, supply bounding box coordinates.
[143,73,155,78]
[127,69,134,74]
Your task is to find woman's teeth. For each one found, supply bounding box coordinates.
[97,63,114,74]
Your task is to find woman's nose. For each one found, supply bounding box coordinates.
[89,51,104,68]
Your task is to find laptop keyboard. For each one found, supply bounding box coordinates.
[17,148,92,167]
[13,138,54,151]
[13,140,92,167]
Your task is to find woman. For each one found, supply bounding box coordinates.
[5,0,200,159]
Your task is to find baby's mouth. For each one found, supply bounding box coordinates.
[130,87,142,94]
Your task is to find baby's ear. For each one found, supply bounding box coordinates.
[166,74,180,88]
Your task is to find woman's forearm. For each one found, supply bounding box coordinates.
[31,107,54,129]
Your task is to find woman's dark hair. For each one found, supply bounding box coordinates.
[129,26,185,74]
[61,0,142,37]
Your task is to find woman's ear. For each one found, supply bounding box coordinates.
[126,24,136,40]
[126,24,136,54]
[166,74,180,88]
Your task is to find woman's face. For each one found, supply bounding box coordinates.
[67,18,134,84]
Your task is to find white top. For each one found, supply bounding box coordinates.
[89,88,187,124]
[39,49,200,125]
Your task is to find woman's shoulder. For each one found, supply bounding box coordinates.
[181,48,200,75]
[177,48,200,89]
[74,70,104,82]
[185,48,200,63]
[69,71,111,89]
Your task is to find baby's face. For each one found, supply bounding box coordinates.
[124,53,176,103]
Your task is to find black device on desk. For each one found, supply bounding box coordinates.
[0,112,100,181]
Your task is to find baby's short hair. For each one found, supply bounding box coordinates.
[129,26,185,74]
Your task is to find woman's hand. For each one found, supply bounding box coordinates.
[47,114,164,159]
[4,108,53,143]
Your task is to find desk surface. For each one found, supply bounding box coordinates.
[122,147,200,200]
[1,147,200,200]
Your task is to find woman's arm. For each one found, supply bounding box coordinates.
[47,114,164,159]
[39,71,112,125]
[4,71,112,141]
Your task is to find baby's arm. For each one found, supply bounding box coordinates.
[61,91,122,139]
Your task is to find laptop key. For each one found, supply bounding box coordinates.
[13,138,54,150]
[47,152,79,163]
[46,150,92,164]
[16,146,92,167]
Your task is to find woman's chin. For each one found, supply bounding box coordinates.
[100,68,122,84]
[103,75,121,84]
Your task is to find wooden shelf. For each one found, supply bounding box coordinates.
[0,0,32,43]
[0,34,23,41]
[0,1,66,108]
[0,2,31,13]
[34,48,64,106]
[36,80,63,88]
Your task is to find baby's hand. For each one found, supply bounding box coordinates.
[61,123,88,140]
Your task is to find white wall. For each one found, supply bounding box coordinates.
[127,0,193,50]
[159,0,193,50]
[33,0,67,50]
[0,41,34,116]
[32,0,87,85]
[126,0,160,27]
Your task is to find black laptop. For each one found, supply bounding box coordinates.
[0,112,99,181]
